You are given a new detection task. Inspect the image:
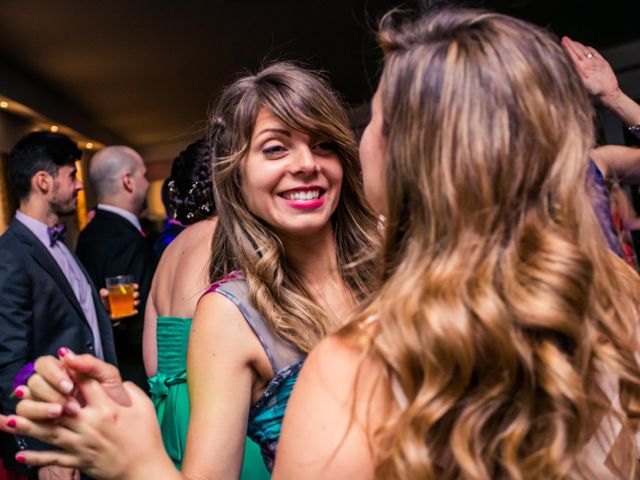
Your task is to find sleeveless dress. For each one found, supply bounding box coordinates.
[206,272,305,472]
[148,315,270,478]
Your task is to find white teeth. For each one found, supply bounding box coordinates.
[282,189,321,201]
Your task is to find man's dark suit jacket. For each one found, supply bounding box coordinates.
[76,208,157,394]
[0,218,117,477]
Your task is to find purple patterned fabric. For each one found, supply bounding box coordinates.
[588,159,624,258]
[11,362,35,392]
[46,224,66,247]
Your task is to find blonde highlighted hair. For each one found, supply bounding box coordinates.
[344,9,640,479]
[208,62,380,354]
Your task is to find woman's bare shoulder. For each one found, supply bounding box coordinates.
[156,218,217,271]
[275,333,385,478]
[305,332,383,392]
[169,217,217,254]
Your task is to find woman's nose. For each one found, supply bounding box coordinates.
[290,146,319,175]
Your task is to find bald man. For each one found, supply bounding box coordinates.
[76,146,157,394]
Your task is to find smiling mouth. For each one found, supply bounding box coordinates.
[279,188,325,201]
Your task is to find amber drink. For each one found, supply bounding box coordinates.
[105,275,135,319]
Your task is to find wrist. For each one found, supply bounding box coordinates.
[121,450,179,480]
[600,87,623,108]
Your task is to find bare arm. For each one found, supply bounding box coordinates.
[561,36,640,128]
[181,292,259,479]
[0,291,261,480]
[273,335,388,479]
[592,145,640,183]
[142,283,158,377]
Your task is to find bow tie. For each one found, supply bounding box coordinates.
[47,224,66,247]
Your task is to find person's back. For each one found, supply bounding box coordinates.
[143,217,219,471]
[141,137,270,478]
[143,217,216,376]
[276,8,640,479]
[77,145,156,393]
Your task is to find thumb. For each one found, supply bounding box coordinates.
[76,377,113,408]
[63,354,130,406]
[122,382,154,412]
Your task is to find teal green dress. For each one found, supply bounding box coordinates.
[148,315,270,478]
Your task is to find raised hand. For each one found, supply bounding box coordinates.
[561,36,619,100]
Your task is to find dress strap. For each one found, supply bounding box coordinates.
[205,272,303,374]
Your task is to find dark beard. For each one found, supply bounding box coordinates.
[52,204,76,217]
[50,196,77,217]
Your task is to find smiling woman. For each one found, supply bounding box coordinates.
[0,62,381,480]
[241,108,344,237]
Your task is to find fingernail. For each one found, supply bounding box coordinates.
[15,454,25,463]
[65,400,80,414]
[59,379,73,394]
[47,404,62,417]
[13,388,24,398]
[58,347,69,357]
[6,419,16,428]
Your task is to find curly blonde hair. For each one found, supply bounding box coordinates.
[208,62,380,354]
[344,9,640,479]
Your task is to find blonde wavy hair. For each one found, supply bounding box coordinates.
[344,9,640,479]
[208,62,380,354]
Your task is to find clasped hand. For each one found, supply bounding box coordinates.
[0,351,162,480]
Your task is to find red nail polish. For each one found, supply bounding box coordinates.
[14,388,23,398]
[58,347,69,357]
[15,454,25,463]
[6,419,16,428]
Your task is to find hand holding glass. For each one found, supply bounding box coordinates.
[105,275,136,319]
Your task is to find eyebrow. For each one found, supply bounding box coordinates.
[254,127,291,139]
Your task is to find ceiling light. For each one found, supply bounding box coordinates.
[85,142,94,150]
[0,101,8,109]
[50,125,59,132]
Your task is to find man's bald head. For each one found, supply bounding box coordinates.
[90,146,144,200]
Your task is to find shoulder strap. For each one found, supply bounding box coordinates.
[209,276,304,373]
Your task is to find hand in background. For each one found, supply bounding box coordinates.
[99,283,140,324]
[561,36,619,101]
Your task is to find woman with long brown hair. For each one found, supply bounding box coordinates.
[274,8,640,479]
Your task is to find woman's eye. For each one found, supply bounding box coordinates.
[313,141,337,154]
[262,144,287,155]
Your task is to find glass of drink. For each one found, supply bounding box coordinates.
[105,275,136,319]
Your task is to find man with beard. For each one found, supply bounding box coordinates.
[0,131,117,480]
[76,146,156,394]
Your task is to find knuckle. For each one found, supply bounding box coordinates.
[34,355,54,372]
[14,400,29,416]
[26,373,40,390]
[106,364,121,380]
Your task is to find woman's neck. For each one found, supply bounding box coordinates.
[279,224,356,327]
[279,224,338,281]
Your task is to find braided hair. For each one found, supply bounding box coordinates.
[167,138,216,225]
